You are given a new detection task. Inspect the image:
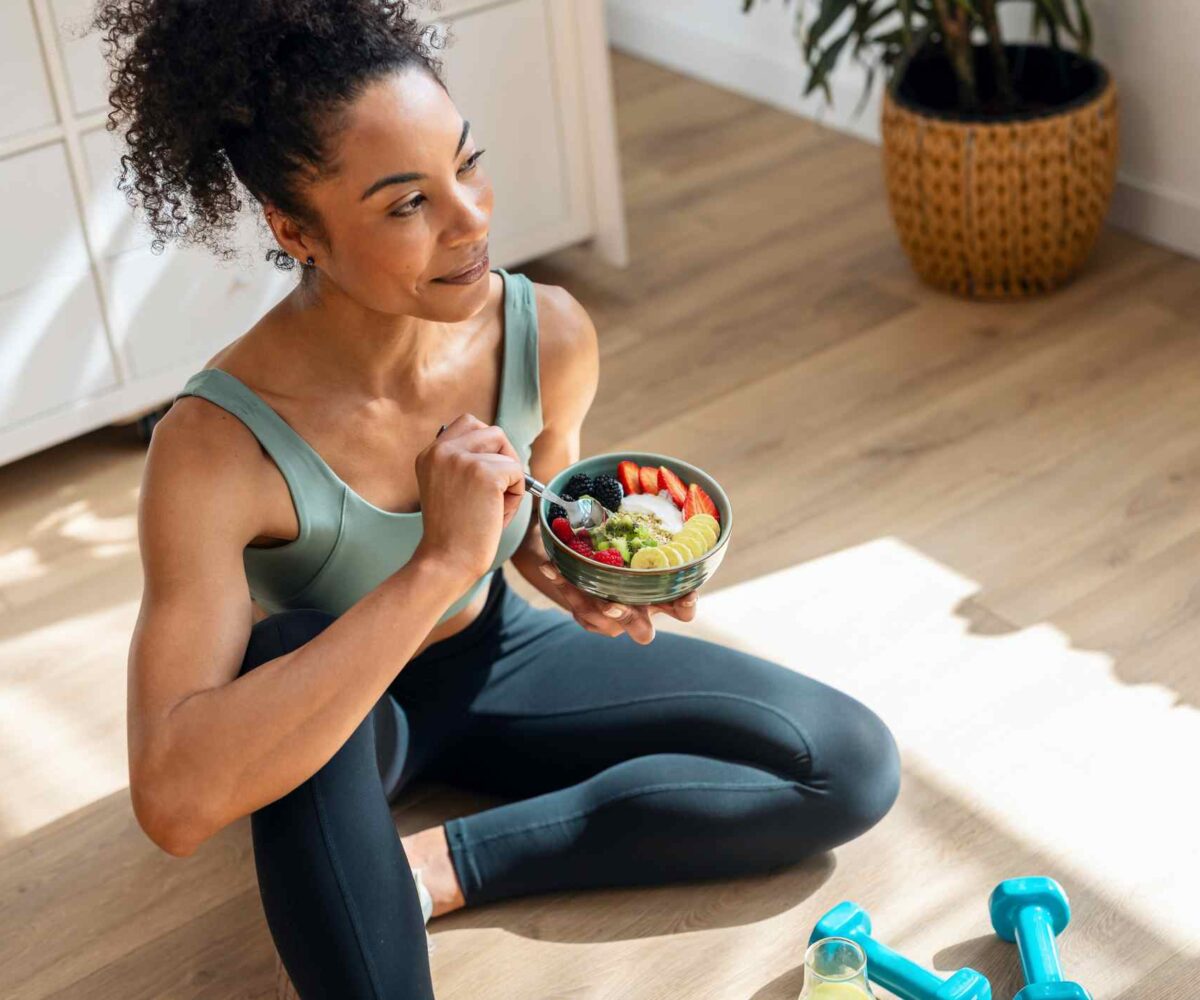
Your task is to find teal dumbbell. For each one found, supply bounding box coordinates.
[811,902,991,999]
[989,877,1090,1000]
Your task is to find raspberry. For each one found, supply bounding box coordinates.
[591,548,624,567]
[550,517,574,543]
[567,535,594,558]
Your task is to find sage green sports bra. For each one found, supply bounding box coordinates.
[174,267,543,621]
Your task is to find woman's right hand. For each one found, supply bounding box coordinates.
[413,413,527,581]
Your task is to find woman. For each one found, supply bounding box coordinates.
[101,1,901,996]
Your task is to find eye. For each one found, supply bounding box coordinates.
[459,148,486,173]
[390,194,425,219]
[388,150,486,219]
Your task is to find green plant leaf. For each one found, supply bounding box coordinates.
[804,26,855,98]
[1072,0,1093,53]
[804,0,855,59]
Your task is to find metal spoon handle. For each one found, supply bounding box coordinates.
[524,473,569,509]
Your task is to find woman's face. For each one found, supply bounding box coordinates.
[285,66,495,322]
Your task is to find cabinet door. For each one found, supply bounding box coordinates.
[0,143,117,426]
[49,0,109,116]
[0,2,59,141]
[0,273,117,427]
[80,127,294,380]
[0,144,92,300]
[435,0,589,263]
[99,247,294,381]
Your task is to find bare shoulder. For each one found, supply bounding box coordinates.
[530,281,599,428]
[531,281,597,353]
[140,393,269,551]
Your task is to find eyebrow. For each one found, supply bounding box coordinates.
[360,120,472,201]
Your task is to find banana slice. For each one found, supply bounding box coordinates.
[686,513,720,536]
[657,543,685,567]
[685,520,718,548]
[670,532,707,559]
[631,546,670,569]
[660,543,693,565]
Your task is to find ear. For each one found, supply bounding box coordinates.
[264,204,311,262]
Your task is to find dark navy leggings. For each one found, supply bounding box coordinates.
[238,569,901,998]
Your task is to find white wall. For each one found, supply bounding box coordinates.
[606,0,1200,261]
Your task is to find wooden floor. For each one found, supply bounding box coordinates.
[4,50,1200,998]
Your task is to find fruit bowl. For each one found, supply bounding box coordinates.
[537,451,732,606]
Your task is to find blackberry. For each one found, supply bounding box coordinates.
[564,473,594,499]
[548,491,574,522]
[590,474,624,512]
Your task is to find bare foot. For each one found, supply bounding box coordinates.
[400,824,467,918]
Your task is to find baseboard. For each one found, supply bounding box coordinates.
[1108,177,1200,261]
[604,0,882,144]
[605,0,1200,262]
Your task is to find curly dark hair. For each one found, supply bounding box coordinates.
[88,0,448,272]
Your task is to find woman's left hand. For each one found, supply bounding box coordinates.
[535,557,698,644]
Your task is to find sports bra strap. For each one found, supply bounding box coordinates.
[173,368,345,600]
[495,267,543,444]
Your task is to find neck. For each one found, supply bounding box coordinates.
[280,278,483,402]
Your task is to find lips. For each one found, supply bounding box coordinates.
[437,249,489,281]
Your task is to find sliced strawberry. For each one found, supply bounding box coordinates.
[683,482,719,521]
[639,465,660,494]
[617,460,641,495]
[658,466,687,508]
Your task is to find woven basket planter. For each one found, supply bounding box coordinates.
[881,44,1119,299]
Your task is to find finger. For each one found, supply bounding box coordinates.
[466,452,527,523]
[599,603,654,644]
[558,585,623,635]
[537,560,563,584]
[658,592,699,622]
[576,616,616,636]
[626,606,656,644]
[445,423,521,462]
[436,413,489,440]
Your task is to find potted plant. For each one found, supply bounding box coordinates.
[742,1,1117,298]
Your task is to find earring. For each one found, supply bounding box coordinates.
[304,256,315,268]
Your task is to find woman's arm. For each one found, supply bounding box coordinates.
[508,285,697,641]
[129,401,472,857]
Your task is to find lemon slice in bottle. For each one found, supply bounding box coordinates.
[631,546,670,569]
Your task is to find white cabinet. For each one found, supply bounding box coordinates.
[0,141,118,427]
[0,3,58,141]
[0,0,627,468]
[48,0,109,116]
[437,0,590,264]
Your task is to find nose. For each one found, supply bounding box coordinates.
[445,182,490,246]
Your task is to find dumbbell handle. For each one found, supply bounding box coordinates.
[855,933,951,999]
[1014,905,1065,984]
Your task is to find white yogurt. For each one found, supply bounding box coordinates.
[618,489,685,535]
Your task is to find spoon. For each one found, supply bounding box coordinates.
[523,474,614,531]
[435,423,613,532]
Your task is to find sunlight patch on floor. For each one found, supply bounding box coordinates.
[681,536,1200,954]
[0,599,136,842]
